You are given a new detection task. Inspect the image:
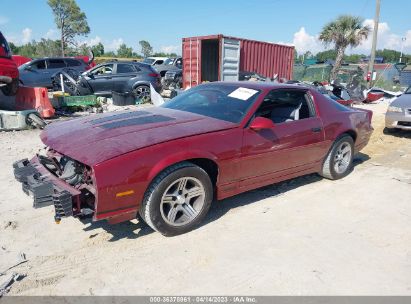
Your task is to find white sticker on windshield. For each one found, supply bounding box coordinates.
[228,87,258,100]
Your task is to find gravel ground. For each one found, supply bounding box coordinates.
[0,102,410,295]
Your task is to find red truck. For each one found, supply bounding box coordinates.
[0,31,19,96]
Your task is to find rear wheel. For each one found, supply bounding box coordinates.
[139,162,213,236]
[320,135,354,180]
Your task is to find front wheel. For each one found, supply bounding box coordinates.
[320,135,354,180]
[139,162,213,236]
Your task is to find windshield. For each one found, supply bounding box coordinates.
[405,86,411,94]
[163,58,174,65]
[142,58,155,65]
[162,84,261,123]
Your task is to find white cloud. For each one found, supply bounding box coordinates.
[160,45,180,54]
[78,36,102,47]
[106,38,124,51]
[291,27,326,54]
[0,16,9,25]
[21,28,32,44]
[352,19,411,54]
[44,28,59,40]
[282,21,411,56]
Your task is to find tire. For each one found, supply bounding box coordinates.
[320,135,354,180]
[1,78,19,96]
[133,85,150,100]
[26,113,46,129]
[139,162,213,236]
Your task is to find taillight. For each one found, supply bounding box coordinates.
[148,73,159,77]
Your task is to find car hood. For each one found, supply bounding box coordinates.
[41,107,236,166]
[391,94,411,108]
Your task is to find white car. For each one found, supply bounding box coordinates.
[142,57,168,66]
[385,86,411,130]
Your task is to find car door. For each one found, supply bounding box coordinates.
[112,63,138,92]
[20,59,48,87]
[239,88,327,188]
[45,59,67,87]
[85,63,114,94]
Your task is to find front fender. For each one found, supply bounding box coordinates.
[147,149,218,182]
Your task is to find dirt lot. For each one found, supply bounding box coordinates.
[0,102,410,295]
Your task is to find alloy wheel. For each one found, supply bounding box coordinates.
[160,177,206,227]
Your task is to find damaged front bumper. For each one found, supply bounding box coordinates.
[13,157,82,222]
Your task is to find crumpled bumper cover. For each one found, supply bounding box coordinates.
[13,158,80,220]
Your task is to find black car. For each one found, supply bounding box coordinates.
[155,57,183,77]
[53,61,162,98]
[19,57,89,88]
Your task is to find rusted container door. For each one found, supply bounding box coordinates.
[220,38,240,81]
[182,38,201,88]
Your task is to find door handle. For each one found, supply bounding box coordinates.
[311,127,322,133]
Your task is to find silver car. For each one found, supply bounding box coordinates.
[385,87,411,130]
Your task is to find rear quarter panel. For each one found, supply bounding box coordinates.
[312,90,373,153]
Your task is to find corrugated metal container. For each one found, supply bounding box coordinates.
[182,34,294,88]
[400,70,411,86]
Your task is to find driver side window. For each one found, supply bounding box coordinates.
[30,60,46,70]
[91,64,113,76]
[255,89,315,124]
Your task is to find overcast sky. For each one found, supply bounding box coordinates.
[2,0,411,55]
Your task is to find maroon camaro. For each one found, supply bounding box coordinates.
[14,82,373,236]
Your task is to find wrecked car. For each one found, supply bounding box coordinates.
[0,31,19,96]
[52,61,161,99]
[155,57,183,78]
[14,82,373,236]
[19,57,90,88]
[163,69,182,90]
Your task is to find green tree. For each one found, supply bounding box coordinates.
[319,15,370,80]
[316,49,337,62]
[9,42,20,55]
[117,43,133,58]
[35,39,61,57]
[17,41,37,58]
[375,49,401,63]
[139,40,153,57]
[47,0,90,56]
[91,42,104,56]
[103,51,116,57]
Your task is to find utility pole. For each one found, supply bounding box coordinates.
[368,0,381,88]
[400,37,406,63]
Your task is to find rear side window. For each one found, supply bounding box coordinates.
[47,59,66,68]
[65,58,82,67]
[0,32,11,57]
[116,63,136,74]
[31,60,46,70]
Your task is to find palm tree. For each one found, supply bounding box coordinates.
[319,15,370,81]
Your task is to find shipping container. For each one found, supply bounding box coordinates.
[182,34,294,88]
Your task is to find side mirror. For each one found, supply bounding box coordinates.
[249,117,274,131]
[24,65,33,71]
